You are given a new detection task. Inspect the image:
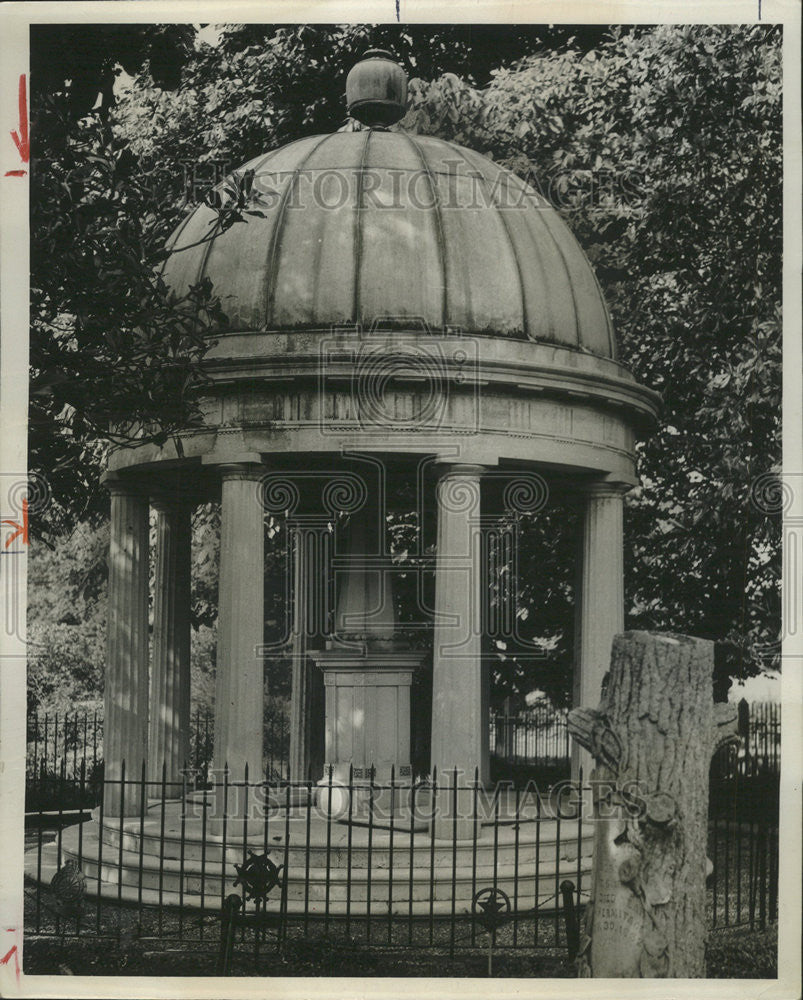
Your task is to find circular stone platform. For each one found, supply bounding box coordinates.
[28,798,592,916]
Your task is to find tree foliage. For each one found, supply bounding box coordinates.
[27,521,108,714]
[403,24,781,676]
[29,27,226,537]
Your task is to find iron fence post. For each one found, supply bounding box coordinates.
[216,893,241,975]
[560,879,579,961]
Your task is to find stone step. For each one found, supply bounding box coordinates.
[67,851,589,910]
[33,842,583,916]
[66,827,590,894]
[99,829,587,876]
[97,813,591,871]
[41,822,591,913]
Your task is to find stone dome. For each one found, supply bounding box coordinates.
[162,130,616,359]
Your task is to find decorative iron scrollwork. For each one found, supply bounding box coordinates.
[472,886,512,933]
[50,859,86,917]
[232,850,284,904]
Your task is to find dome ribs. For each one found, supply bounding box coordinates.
[357,132,442,329]
[424,137,477,332]
[589,263,617,360]
[352,129,373,327]
[447,142,528,340]
[157,207,195,285]
[182,147,283,298]
[160,205,219,315]
[455,144,583,349]
[524,205,583,351]
[402,131,449,333]
[162,208,194,257]
[194,209,225,314]
[161,132,615,358]
[538,208,611,358]
[515,199,563,345]
[195,144,295,331]
[262,134,334,330]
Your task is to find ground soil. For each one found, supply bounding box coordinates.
[22,923,776,979]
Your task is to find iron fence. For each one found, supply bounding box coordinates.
[489,698,781,780]
[737,700,780,772]
[489,706,571,766]
[29,699,778,790]
[26,707,291,789]
[27,709,103,781]
[24,763,590,965]
[707,739,780,930]
[23,699,780,967]
[709,708,781,823]
[23,760,779,971]
[28,705,572,786]
[709,810,778,932]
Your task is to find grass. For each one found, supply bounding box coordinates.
[706,924,778,979]
[707,817,778,931]
[23,935,574,978]
[22,926,779,978]
[23,874,576,978]
[23,875,777,980]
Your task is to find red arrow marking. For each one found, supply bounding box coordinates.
[10,74,29,162]
[6,73,28,175]
[0,935,20,981]
[2,497,29,547]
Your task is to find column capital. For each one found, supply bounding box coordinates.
[217,462,265,482]
[101,473,149,498]
[201,450,264,473]
[287,512,333,530]
[579,479,634,500]
[435,467,482,516]
[149,493,195,513]
[434,462,488,480]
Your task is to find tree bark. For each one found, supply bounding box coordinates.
[568,631,738,978]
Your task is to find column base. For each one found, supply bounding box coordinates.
[427,782,493,842]
[102,782,146,819]
[315,770,428,830]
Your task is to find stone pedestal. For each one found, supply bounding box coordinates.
[213,466,265,793]
[572,482,627,779]
[104,486,150,816]
[312,648,424,819]
[148,499,192,791]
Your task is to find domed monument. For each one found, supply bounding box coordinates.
[101,49,659,822]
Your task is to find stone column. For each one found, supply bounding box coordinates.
[572,482,629,779]
[214,465,265,784]
[148,498,192,791]
[104,485,150,816]
[288,514,332,782]
[430,465,489,789]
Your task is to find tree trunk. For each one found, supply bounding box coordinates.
[568,631,738,978]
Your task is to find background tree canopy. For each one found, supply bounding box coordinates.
[27,23,781,714]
